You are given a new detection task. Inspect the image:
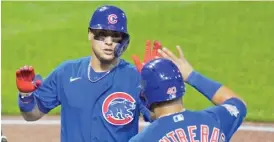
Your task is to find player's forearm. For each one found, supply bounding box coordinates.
[18,93,45,121]
[186,71,246,106]
[212,85,246,105]
[20,104,45,121]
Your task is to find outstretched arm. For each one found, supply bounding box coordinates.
[19,99,45,121]
[16,66,62,121]
[158,46,246,106]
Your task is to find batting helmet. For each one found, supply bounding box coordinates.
[89,5,130,57]
[141,58,185,108]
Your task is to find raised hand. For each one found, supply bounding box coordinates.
[132,40,162,72]
[158,46,194,81]
[16,65,42,94]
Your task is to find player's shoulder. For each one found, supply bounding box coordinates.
[131,119,163,141]
[115,59,140,83]
[180,109,219,124]
[129,122,155,142]
[117,59,139,75]
[47,56,90,77]
[201,98,247,120]
[54,56,90,70]
[129,133,145,142]
[59,56,90,67]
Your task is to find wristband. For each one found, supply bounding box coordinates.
[186,71,222,100]
[19,92,34,102]
[18,93,36,112]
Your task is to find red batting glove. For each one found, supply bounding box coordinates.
[16,66,41,94]
[132,40,163,72]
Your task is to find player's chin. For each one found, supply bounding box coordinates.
[100,54,116,62]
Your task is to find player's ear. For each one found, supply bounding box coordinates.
[88,29,94,41]
[88,33,92,41]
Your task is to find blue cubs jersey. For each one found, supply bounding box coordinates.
[130,98,247,142]
[31,56,150,142]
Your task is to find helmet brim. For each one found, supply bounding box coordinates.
[89,24,128,35]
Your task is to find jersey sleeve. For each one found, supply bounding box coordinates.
[204,98,247,140]
[33,62,66,114]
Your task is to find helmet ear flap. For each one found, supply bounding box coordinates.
[114,35,130,57]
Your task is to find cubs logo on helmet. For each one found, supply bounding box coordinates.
[108,14,118,24]
[102,92,136,125]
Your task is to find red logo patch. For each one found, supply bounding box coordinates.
[102,92,136,125]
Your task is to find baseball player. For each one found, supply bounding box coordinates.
[15,5,157,142]
[129,46,247,142]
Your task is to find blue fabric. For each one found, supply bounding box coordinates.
[187,71,222,100]
[18,94,35,112]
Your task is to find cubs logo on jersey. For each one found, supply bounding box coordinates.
[102,92,136,125]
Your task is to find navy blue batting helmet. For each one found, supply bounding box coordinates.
[141,58,186,108]
[89,5,130,57]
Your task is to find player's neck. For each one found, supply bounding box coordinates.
[90,56,118,72]
[155,102,185,119]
